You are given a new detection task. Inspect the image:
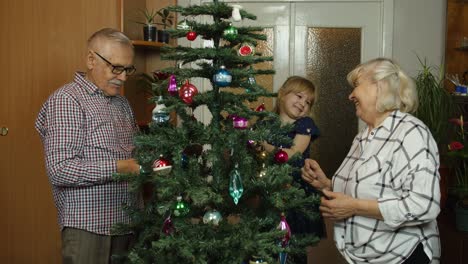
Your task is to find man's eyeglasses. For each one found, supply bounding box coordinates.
[93,51,136,76]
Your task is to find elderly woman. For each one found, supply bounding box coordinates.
[301,58,440,264]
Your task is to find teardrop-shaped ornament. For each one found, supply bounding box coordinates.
[229,164,244,205]
[167,74,178,96]
[277,213,291,247]
[162,215,175,235]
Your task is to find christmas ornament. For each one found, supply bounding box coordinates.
[249,256,267,264]
[213,65,232,87]
[173,196,190,217]
[229,164,244,205]
[152,156,172,175]
[167,74,178,96]
[255,103,265,112]
[179,80,199,104]
[151,96,170,125]
[186,30,197,41]
[206,175,214,183]
[277,213,291,264]
[274,149,289,163]
[231,4,243,21]
[153,71,170,80]
[233,116,248,129]
[238,43,255,56]
[258,163,267,178]
[203,209,222,226]
[257,150,268,161]
[181,153,188,169]
[177,19,190,30]
[223,23,238,41]
[162,215,175,235]
[248,75,256,85]
[247,139,257,149]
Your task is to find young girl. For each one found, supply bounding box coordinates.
[262,76,324,263]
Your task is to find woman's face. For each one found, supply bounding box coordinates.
[348,76,378,125]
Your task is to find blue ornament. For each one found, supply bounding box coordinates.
[213,65,232,87]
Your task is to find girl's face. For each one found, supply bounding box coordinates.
[279,91,313,123]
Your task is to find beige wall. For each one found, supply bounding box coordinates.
[393,0,447,75]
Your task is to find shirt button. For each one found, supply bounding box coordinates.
[370,132,374,135]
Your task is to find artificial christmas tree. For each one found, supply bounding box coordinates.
[114,1,321,263]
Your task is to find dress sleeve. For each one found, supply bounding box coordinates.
[377,125,441,228]
[295,117,320,141]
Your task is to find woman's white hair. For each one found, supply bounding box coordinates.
[347,58,418,113]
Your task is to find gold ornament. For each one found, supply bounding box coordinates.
[258,163,267,178]
[257,150,268,160]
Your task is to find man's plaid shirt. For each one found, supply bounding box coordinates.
[35,72,139,235]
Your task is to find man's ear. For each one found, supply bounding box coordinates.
[86,50,95,70]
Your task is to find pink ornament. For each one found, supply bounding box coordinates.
[255,103,265,112]
[233,116,248,129]
[278,214,291,247]
[274,149,288,163]
[179,80,199,104]
[168,74,178,96]
[162,216,175,235]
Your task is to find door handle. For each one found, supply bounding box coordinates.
[0,127,8,136]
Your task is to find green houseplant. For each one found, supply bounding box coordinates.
[413,56,455,209]
[155,7,174,43]
[135,8,158,41]
[413,57,454,146]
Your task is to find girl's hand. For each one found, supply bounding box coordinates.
[301,159,331,190]
[319,190,356,220]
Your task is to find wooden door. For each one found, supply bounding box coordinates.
[0,0,120,262]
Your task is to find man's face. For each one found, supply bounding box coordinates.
[86,42,134,96]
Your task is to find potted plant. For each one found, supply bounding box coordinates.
[156,7,174,44]
[135,8,158,41]
[413,57,454,146]
[446,116,468,231]
[413,56,455,209]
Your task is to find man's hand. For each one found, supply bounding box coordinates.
[117,159,140,174]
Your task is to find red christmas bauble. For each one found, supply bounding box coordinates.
[179,80,199,104]
[238,43,254,56]
[186,31,197,41]
[153,157,172,175]
[153,71,170,80]
[274,149,289,163]
[255,103,266,112]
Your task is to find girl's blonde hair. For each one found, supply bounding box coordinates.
[347,57,418,113]
[274,76,316,115]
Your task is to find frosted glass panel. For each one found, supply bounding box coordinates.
[253,28,274,111]
[306,27,361,176]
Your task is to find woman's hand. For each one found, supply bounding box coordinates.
[320,190,383,221]
[320,190,357,220]
[301,159,331,190]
